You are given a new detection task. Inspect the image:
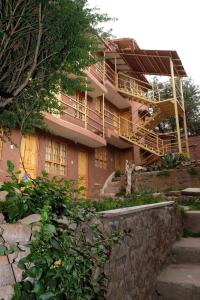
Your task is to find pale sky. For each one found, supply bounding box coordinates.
[88,0,200,85]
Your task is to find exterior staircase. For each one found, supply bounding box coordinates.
[154,237,200,300]
[101,174,124,197]
[154,206,200,300]
[105,65,187,161]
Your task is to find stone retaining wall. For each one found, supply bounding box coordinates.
[132,167,200,193]
[100,202,182,300]
[0,204,182,300]
[0,214,40,300]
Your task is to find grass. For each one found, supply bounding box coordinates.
[180,196,200,211]
[82,193,166,212]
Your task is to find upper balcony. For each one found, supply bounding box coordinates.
[44,94,106,148]
[44,93,132,149]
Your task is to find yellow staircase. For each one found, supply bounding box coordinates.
[105,66,186,160]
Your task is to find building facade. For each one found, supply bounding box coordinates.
[0,38,189,197]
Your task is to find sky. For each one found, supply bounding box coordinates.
[88,0,200,85]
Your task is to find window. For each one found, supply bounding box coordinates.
[95,148,107,169]
[45,140,67,176]
[75,92,85,120]
[0,139,3,160]
[96,96,103,114]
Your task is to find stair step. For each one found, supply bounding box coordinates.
[156,263,200,300]
[184,211,200,233]
[104,187,121,193]
[172,238,200,263]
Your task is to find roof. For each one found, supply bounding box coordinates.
[107,38,187,77]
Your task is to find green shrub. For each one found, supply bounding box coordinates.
[161,153,185,169]
[0,162,121,300]
[114,169,121,178]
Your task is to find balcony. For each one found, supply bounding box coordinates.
[44,95,106,148]
[44,94,132,149]
[85,61,107,98]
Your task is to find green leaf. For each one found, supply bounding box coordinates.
[39,292,55,300]
[0,245,8,255]
[7,160,15,173]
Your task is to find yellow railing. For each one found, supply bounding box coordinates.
[58,93,185,157]
[60,95,104,137]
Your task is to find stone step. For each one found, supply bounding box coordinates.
[181,188,200,196]
[109,181,122,187]
[156,263,200,300]
[172,238,200,263]
[104,186,121,194]
[102,193,116,198]
[184,211,200,233]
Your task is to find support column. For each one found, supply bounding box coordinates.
[180,78,190,158]
[170,58,182,153]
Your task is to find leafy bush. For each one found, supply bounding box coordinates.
[114,169,122,178]
[0,162,121,300]
[0,161,82,222]
[161,153,185,169]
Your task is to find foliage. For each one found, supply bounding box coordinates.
[0,0,111,134]
[80,193,166,212]
[161,153,187,169]
[186,166,199,177]
[0,161,81,222]
[180,196,200,211]
[156,170,171,177]
[114,169,122,178]
[152,78,200,135]
[0,162,121,299]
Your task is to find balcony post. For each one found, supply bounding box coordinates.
[84,84,88,129]
[180,78,190,158]
[103,51,106,84]
[102,93,105,138]
[170,58,182,154]
[114,55,117,87]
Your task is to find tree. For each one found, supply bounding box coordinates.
[0,0,110,134]
[153,78,200,135]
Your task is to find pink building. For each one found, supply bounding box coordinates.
[0,38,189,197]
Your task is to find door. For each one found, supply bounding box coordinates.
[20,134,39,179]
[120,110,132,136]
[78,150,88,197]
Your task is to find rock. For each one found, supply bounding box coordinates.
[12,263,24,282]
[0,213,5,223]
[0,191,8,202]
[0,224,31,243]
[0,256,9,266]
[18,214,41,225]
[0,264,15,287]
[0,285,14,300]
[134,166,147,172]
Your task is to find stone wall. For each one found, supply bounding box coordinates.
[0,204,182,300]
[100,202,182,300]
[132,167,200,193]
[0,214,40,300]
